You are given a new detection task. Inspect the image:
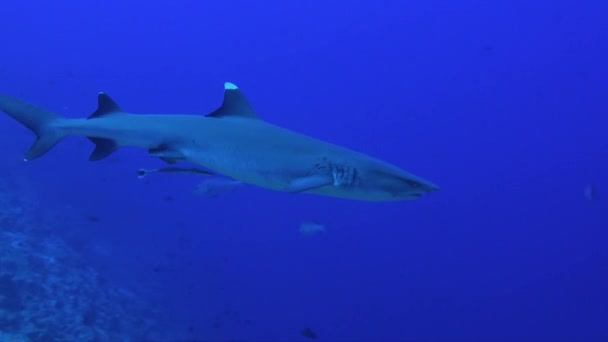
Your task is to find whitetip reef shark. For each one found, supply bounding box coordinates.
[0,82,438,202]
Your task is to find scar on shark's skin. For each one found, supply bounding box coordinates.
[309,157,358,188]
[0,82,438,202]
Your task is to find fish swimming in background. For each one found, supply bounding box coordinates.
[584,183,596,201]
[136,166,214,179]
[0,82,438,202]
[193,178,245,198]
[300,327,318,339]
[136,165,243,198]
[299,221,326,236]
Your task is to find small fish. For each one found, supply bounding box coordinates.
[299,221,325,236]
[300,327,318,339]
[584,183,595,201]
[86,215,101,223]
[193,178,245,198]
[136,166,214,179]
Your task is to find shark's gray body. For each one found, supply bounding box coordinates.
[0,82,438,202]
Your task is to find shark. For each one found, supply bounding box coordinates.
[0,82,438,202]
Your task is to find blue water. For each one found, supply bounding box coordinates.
[1,0,607,341]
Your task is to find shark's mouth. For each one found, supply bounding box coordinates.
[370,168,438,198]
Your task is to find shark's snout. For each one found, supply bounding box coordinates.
[359,165,435,201]
[403,178,439,197]
[418,179,440,193]
[381,171,439,200]
[363,163,439,201]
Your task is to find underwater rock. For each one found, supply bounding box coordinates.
[0,229,163,341]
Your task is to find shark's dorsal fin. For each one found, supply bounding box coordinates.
[207,82,259,119]
[89,92,123,119]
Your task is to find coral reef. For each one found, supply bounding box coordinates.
[0,176,164,341]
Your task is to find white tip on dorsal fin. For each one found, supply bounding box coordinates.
[224,82,239,90]
[207,82,259,119]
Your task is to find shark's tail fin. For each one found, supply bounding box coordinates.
[0,95,67,161]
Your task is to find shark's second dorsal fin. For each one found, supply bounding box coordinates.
[207,82,259,120]
[89,92,123,119]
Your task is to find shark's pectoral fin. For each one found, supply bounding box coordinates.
[88,138,118,161]
[148,145,185,163]
[286,175,333,193]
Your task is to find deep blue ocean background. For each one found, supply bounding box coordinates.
[1,0,607,341]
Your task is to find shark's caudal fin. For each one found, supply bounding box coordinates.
[0,95,67,161]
